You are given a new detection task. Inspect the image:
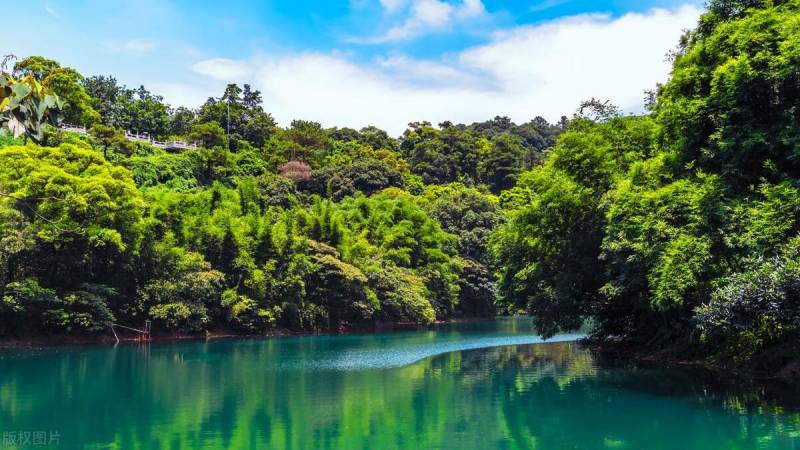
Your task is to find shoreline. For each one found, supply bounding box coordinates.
[581,339,800,381]
[0,317,498,349]
[6,321,797,382]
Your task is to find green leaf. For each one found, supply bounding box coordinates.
[10,82,32,98]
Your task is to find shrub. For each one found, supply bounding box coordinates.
[695,240,800,363]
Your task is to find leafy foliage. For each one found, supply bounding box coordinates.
[490,0,800,371]
[0,57,557,338]
[492,116,657,336]
[696,240,800,365]
[0,69,64,142]
[14,56,98,126]
[656,0,800,188]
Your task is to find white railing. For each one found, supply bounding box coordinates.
[126,131,151,142]
[166,140,197,150]
[60,124,88,134]
[59,124,197,150]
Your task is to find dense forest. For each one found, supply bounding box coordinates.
[0,52,562,337]
[1,0,799,371]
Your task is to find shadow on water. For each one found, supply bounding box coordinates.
[0,318,798,449]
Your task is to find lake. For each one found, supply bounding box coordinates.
[0,318,798,449]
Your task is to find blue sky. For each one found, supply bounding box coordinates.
[2,0,706,133]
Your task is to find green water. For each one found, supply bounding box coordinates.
[1,318,799,450]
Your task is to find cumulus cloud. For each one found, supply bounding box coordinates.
[356,0,488,43]
[191,58,253,81]
[171,5,700,135]
[376,55,487,87]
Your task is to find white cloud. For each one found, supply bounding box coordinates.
[379,0,408,13]
[175,5,700,135]
[44,6,59,18]
[191,58,253,81]
[376,55,485,87]
[458,0,486,18]
[149,81,217,108]
[104,39,158,55]
[358,0,488,43]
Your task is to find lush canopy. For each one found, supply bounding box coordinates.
[1,59,559,337]
[492,0,800,370]
[2,0,799,374]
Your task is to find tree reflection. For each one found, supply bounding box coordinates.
[0,339,798,449]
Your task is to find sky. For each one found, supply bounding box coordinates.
[2,0,705,134]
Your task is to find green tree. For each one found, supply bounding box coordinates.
[196,83,277,148]
[423,183,502,264]
[655,0,800,188]
[478,133,527,194]
[83,76,172,138]
[0,143,144,335]
[89,123,134,158]
[169,106,196,136]
[190,121,227,149]
[0,69,63,142]
[491,116,657,336]
[14,56,99,126]
[401,122,487,185]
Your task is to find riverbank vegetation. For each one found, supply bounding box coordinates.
[492,0,800,372]
[2,0,799,372]
[0,54,560,337]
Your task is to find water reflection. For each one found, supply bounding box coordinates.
[0,319,798,449]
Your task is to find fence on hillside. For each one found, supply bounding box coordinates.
[59,124,198,150]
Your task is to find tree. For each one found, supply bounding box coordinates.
[14,56,99,126]
[366,263,435,323]
[286,120,331,162]
[0,142,144,263]
[656,0,800,189]
[467,115,562,153]
[83,75,172,137]
[455,258,496,318]
[695,237,800,365]
[491,0,800,368]
[491,116,657,337]
[400,122,487,185]
[122,86,171,137]
[169,106,196,136]
[479,133,527,194]
[424,183,503,264]
[306,253,375,330]
[140,250,226,332]
[359,126,399,151]
[190,121,227,149]
[576,98,621,122]
[0,69,64,142]
[311,159,404,201]
[0,143,144,335]
[196,83,277,149]
[335,190,461,316]
[89,124,134,158]
[82,75,122,123]
[280,161,312,183]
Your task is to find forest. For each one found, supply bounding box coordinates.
[1,0,799,372]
